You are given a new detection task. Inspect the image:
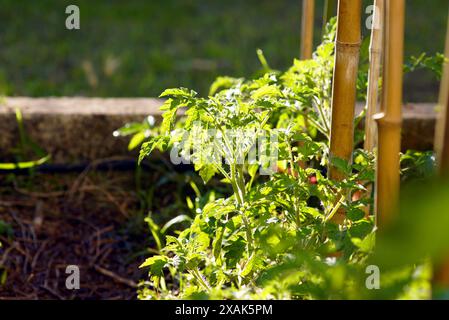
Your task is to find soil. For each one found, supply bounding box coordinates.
[0,161,180,300]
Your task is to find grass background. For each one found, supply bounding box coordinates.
[0,0,447,101]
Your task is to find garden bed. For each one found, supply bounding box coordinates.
[0,97,440,299]
[0,160,189,299]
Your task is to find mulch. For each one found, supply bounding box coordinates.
[0,166,167,300]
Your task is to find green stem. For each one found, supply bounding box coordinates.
[230,164,242,205]
[314,99,331,137]
[230,163,253,254]
[231,164,246,205]
[325,195,345,223]
[287,140,297,179]
[237,164,247,196]
[189,268,211,291]
[241,213,253,255]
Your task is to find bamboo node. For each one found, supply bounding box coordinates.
[369,48,382,55]
[373,112,402,127]
[336,40,362,48]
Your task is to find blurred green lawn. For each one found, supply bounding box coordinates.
[0,0,447,100]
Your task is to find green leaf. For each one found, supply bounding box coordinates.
[352,232,375,254]
[159,87,197,99]
[191,232,210,252]
[248,164,259,179]
[0,155,50,170]
[128,131,146,150]
[347,207,366,222]
[202,199,236,219]
[161,107,178,133]
[209,76,240,96]
[330,156,352,177]
[198,164,218,184]
[251,85,281,100]
[186,254,203,269]
[241,253,257,277]
[114,122,148,137]
[138,138,158,164]
[212,227,225,264]
[144,216,163,251]
[161,215,193,234]
[303,206,322,218]
[139,255,168,277]
[184,107,200,129]
[224,237,246,267]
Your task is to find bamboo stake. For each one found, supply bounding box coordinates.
[328,0,362,224]
[322,0,336,35]
[364,0,384,151]
[374,0,405,229]
[301,0,315,59]
[432,6,449,298]
[435,11,449,175]
[434,258,449,299]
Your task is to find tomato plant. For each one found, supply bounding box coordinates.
[134,19,443,300]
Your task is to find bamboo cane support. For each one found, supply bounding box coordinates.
[328,0,361,178]
[374,0,405,229]
[322,0,336,35]
[364,0,384,151]
[328,0,362,224]
[301,0,315,59]
[432,7,449,298]
[435,12,449,175]
[434,256,449,298]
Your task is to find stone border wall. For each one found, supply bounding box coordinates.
[0,97,437,163]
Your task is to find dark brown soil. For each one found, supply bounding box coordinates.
[0,163,178,300]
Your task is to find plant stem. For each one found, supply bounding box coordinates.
[230,163,253,254]
[230,164,244,205]
[189,268,211,291]
[287,139,297,178]
[241,213,253,255]
[314,100,331,137]
[325,195,345,223]
[237,164,246,196]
